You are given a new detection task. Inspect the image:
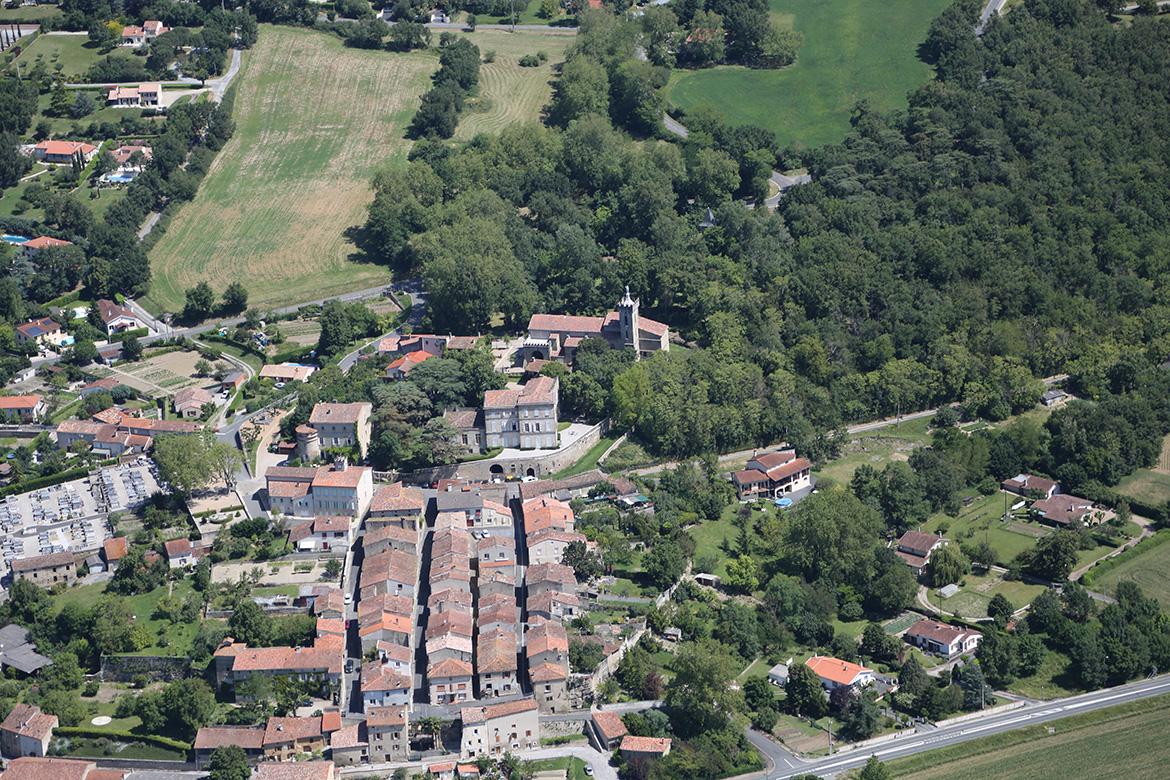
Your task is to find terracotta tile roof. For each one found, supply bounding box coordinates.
[527,313,606,334]
[102,536,128,562]
[476,630,518,673]
[427,657,472,679]
[95,299,136,325]
[896,531,944,557]
[0,758,97,780]
[592,710,627,741]
[764,457,811,482]
[312,587,345,615]
[365,524,418,547]
[359,593,415,619]
[0,704,57,741]
[34,141,95,157]
[328,723,363,749]
[527,528,586,548]
[428,587,473,610]
[477,600,518,627]
[376,641,413,664]
[733,468,768,485]
[905,619,982,646]
[525,562,576,588]
[163,538,192,558]
[260,716,311,747]
[365,705,407,728]
[427,633,472,655]
[529,661,568,682]
[0,395,43,410]
[386,351,433,373]
[806,655,873,686]
[360,549,418,589]
[358,612,412,637]
[322,709,342,734]
[194,725,264,750]
[223,643,342,674]
[316,617,346,637]
[526,591,580,615]
[259,364,315,382]
[11,552,73,572]
[173,386,214,410]
[460,697,538,725]
[253,761,334,780]
[361,662,411,692]
[483,376,558,409]
[1032,494,1095,526]
[620,735,671,754]
[525,621,568,657]
[479,569,515,587]
[311,464,370,489]
[312,515,351,534]
[426,610,473,640]
[369,482,426,514]
[309,402,370,426]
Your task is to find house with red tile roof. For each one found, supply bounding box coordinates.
[1001,473,1060,499]
[192,725,264,768]
[101,537,128,570]
[262,716,326,761]
[459,697,539,758]
[306,402,372,458]
[475,629,518,699]
[162,537,195,568]
[368,482,425,526]
[365,706,408,763]
[265,460,374,519]
[13,318,66,349]
[521,287,669,366]
[904,619,983,658]
[732,449,812,500]
[806,655,874,690]
[428,657,473,704]
[527,527,587,566]
[0,704,57,758]
[591,710,627,749]
[360,661,411,709]
[94,299,142,336]
[288,515,353,553]
[0,758,124,780]
[620,735,672,761]
[212,639,342,693]
[525,621,568,669]
[1031,494,1101,527]
[30,141,97,166]
[525,562,577,597]
[893,531,947,576]
[385,349,434,380]
[0,396,45,423]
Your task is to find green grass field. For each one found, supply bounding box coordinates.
[52,580,199,657]
[890,692,1170,779]
[0,6,63,21]
[666,0,951,149]
[813,416,933,486]
[11,33,137,82]
[1089,532,1170,610]
[526,756,590,780]
[922,492,1043,566]
[454,29,573,139]
[937,571,1046,619]
[142,25,436,312]
[549,435,619,479]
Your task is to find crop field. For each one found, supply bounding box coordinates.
[90,348,210,399]
[143,26,436,312]
[665,0,951,149]
[890,692,1170,779]
[454,29,573,139]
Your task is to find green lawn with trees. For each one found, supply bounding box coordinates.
[666,0,952,148]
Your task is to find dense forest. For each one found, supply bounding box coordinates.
[361,1,1170,469]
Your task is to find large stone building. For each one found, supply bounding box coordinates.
[519,288,669,366]
[483,376,559,450]
[265,460,374,518]
[0,705,56,758]
[459,698,540,758]
[10,552,76,588]
[299,403,373,460]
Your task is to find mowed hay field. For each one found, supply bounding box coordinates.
[1090,533,1170,611]
[454,29,573,139]
[143,26,436,312]
[666,0,951,149]
[890,693,1170,780]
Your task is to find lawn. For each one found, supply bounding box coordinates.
[452,29,573,139]
[1088,532,1170,609]
[813,416,933,487]
[665,0,951,149]
[549,435,619,479]
[52,580,200,657]
[10,33,137,82]
[890,693,1170,779]
[1116,468,1170,507]
[0,5,63,21]
[31,90,149,137]
[922,491,1044,566]
[525,756,591,780]
[142,25,436,312]
[1005,647,1080,700]
[686,515,739,578]
[934,571,1045,619]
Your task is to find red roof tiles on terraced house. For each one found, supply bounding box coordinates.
[309,402,370,425]
[252,762,335,780]
[369,481,426,513]
[0,758,118,780]
[364,524,418,548]
[102,536,128,562]
[359,593,415,619]
[216,642,343,675]
[0,703,57,742]
[525,562,577,588]
[427,657,472,678]
[525,621,569,658]
[0,395,43,411]
[361,662,411,692]
[529,661,567,682]
[460,696,538,724]
[193,725,264,751]
[11,551,74,572]
[365,705,407,728]
[426,610,473,640]
[476,630,518,673]
[262,716,322,746]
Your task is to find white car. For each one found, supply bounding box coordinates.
[343,592,353,605]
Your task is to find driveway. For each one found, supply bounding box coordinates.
[518,746,617,780]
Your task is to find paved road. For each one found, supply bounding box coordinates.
[209,48,243,102]
[517,746,617,780]
[336,288,425,371]
[761,674,1170,779]
[977,0,1008,34]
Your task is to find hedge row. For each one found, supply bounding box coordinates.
[0,467,90,498]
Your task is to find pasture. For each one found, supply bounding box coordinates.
[890,692,1170,779]
[454,29,573,139]
[665,0,951,149]
[1115,433,1170,507]
[143,25,435,312]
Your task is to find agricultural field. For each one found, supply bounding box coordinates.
[454,29,573,139]
[1088,533,1170,610]
[90,348,216,400]
[890,693,1170,779]
[934,570,1046,620]
[143,25,436,312]
[665,0,952,148]
[10,32,137,82]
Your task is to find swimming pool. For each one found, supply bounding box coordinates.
[104,173,137,184]
[2,234,29,245]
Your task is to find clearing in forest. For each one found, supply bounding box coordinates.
[665,0,951,149]
[143,25,435,312]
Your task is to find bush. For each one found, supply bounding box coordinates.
[81,681,100,697]
[519,53,542,67]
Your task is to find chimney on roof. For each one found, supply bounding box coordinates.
[334,456,348,472]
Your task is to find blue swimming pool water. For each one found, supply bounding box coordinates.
[107,173,136,183]
[2,234,29,245]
